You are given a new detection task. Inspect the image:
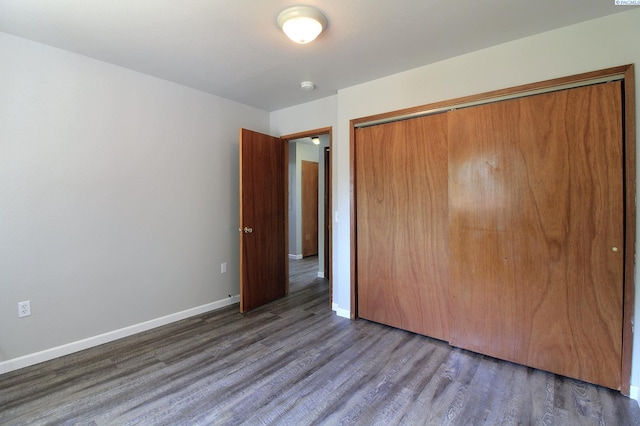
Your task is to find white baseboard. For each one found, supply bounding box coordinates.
[0,294,240,375]
[630,385,639,402]
[332,303,351,319]
[318,272,325,278]
[288,254,303,260]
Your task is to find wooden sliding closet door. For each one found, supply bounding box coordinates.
[448,82,624,389]
[356,114,449,340]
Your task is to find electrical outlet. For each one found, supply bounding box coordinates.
[18,300,31,318]
[221,262,227,274]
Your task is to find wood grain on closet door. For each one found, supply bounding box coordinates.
[448,82,624,389]
[356,113,449,340]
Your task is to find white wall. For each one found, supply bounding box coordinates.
[273,9,640,396]
[288,146,297,254]
[271,96,338,138]
[0,32,269,370]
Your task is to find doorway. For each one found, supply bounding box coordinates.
[283,128,333,300]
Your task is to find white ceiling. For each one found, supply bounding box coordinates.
[0,1,635,111]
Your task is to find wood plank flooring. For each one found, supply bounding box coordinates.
[1,256,639,425]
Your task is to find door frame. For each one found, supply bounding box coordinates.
[350,65,635,395]
[324,146,332,283]
[281,127,333,303]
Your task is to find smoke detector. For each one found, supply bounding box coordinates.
[301,81,315,91]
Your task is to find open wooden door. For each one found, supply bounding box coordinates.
[239,128,288,312]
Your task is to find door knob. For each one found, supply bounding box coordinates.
[243,227,253,234]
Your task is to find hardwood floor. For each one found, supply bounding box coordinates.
[1,256,639,425]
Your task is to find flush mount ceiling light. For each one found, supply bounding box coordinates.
[277,6,327,44]
[311,136,320,145]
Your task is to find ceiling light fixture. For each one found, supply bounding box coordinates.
[311,136,320,145]
[277,6,327,44]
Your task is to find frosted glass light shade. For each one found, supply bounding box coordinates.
[277,6,327,44]
[282,17,322,43]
